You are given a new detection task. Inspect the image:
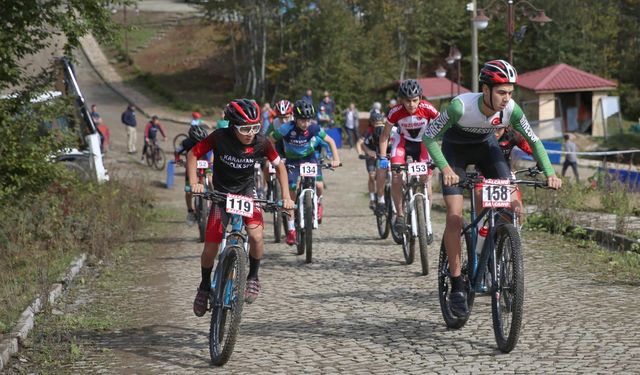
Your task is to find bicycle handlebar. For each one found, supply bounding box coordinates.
[454,174,550,189]
[193,191,296,210]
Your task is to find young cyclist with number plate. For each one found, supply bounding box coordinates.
[422,60,562,319]
[187,99,295,316]
[174,125,211,225]
[270,100,341,246]
[378,79,439,233]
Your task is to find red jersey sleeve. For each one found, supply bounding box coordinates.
[158,122,167,137]
[516,133,533,155]
[144,122,151,138]
[191,132,216,159]
[386,104,404,124]
[265,139,280,163]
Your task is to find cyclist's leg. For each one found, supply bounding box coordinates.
[366,158,376,206]
[285,159,299,243]
[245,207,265,277]
[389,135,406,219]
[194,203,228,316]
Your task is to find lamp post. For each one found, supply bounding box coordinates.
[472,0,551,64]
[446,46,462,97]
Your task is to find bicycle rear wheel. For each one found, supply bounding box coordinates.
[375,193,390,239]
[492,224,524,353]
[209,245,247,366]
[415,195,429,275]
[153,148,166,170]
[145,150,153,167]
[304,191,314,263]
[438,225,475,329]
[173,133,188,152]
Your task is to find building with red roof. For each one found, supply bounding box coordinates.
[517,63,617,138]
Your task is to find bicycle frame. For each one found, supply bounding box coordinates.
[462,176,520,294]
[392,163,432,238]
[211,214,248,307]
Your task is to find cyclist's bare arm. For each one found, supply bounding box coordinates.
[187,149,204,193]
[322,134,341,167]
[378,122,394,158]
[274,160,294,209]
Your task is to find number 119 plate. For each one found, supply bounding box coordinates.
[226,194,254,217]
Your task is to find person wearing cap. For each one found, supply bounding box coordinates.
[191,111,203,127]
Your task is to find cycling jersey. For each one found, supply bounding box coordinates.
[191,128,280,194]
[272,121,328,160]
[144,121,166,140]
[423,92,554,177]
[498,127,533,164]
[387,100,439,142]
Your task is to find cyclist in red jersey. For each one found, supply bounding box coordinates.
[378,79,439,233]
[187,99,294,316]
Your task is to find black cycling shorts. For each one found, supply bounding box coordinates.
[441,137,510,196]
[365,157,376,173]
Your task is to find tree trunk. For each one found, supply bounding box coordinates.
[260,0,267,102]
[397,27,406,80]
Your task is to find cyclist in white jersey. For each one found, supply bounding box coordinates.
[422,60,562,318]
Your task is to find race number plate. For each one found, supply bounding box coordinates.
[196,160,209,169]
[225,194,254,217]
[481,179,512,208]
[300,163,318,177]
[268,163,276,174]
[407,162,429,176]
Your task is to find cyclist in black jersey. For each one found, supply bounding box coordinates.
[175,125,210,225]
[187,99,294,315]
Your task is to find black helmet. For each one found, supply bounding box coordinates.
[370,112,385,123]
[293,100,315,120]
[398,79,423,98]
[188,125,208,142]
[224,99,261,125]
[371,125,385,145]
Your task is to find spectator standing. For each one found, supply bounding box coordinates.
[343,102,359,149]
[318,90,336,119]
[562,134,579,182]
[317,105,332,128]
[121,104,137,154]
[302,89,313,105]
[96,118,110,155]
[90,104,101,124]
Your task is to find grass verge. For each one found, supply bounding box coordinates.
[0,177,153,337]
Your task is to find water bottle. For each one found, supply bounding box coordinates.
[475,226,488,254]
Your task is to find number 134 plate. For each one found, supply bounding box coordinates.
[226,194,254,217]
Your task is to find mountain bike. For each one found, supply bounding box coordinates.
[144,139,166,170]
[289,160,340,263]
[390,157,433,275]
[265,161,284,243]
[254,161,267,200]
[437,168,549,353]
[195,191,283,366]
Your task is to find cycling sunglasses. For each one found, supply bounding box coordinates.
[234,123,261,135]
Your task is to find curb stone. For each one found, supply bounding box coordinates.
[0,253,87,371]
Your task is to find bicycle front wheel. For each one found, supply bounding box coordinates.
[197,196,209,243]
[438,225,475,329]
[304,191,314,263]
[153,148,166,170]
[209,245,247,366]
[173,133,188,152]
[416,195,429,275]
[492,224,524,353]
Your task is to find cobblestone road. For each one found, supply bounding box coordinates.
[12,49,639,374]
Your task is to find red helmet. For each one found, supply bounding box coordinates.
[274,99,293,116]
[224,99,261,125]
[479,59,518,86]
[192,111,202,119]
